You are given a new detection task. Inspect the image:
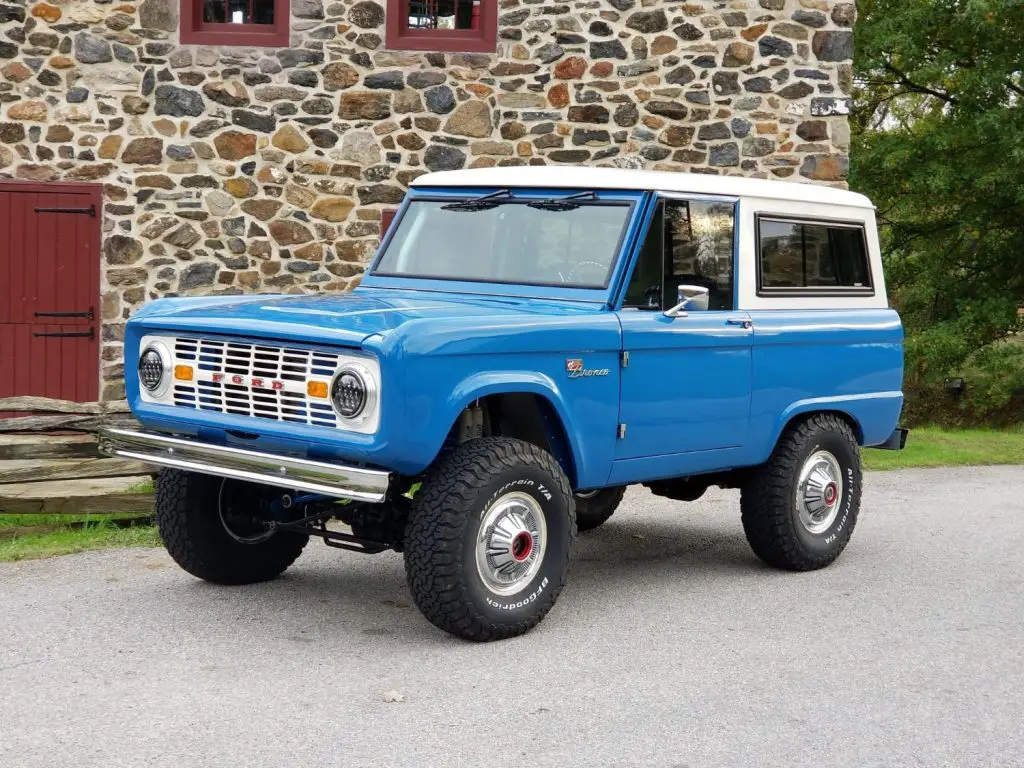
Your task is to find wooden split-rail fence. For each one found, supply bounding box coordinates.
[0,397,155,538]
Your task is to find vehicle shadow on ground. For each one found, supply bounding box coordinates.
[144,513,768,645]
[566,516,773,592]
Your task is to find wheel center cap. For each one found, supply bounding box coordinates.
[824,482,838,507]
[511,531,533,562]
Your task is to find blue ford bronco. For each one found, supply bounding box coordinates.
[101,167,907,641]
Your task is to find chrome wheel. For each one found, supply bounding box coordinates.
[796,450,843,535]
[475,491,547,596]
[218,480,276,544]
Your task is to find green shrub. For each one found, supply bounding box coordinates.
[903,334,1024,426]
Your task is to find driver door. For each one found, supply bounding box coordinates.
[614,195,753,465]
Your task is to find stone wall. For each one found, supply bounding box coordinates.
[0,0,855,397]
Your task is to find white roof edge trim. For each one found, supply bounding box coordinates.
[411,166,874,210]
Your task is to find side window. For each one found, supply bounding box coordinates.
[624,199,736,310]
[386,0,498,53]
[180,0,290,46]
[758,217,872,293]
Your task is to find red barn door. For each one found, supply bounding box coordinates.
[0,183,102,414]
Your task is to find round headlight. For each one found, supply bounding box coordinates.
[331,369,367,418]
[139,346,167,392]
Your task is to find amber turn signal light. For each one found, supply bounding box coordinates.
[173,365,194,382]
[307,380,329,399]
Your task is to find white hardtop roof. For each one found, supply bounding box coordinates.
[412,166,873,210]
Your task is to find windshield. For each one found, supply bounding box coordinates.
[373,196,633,288]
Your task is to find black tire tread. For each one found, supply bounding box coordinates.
[404,437,575,642]
[740,413,860,571]
[156,469,308,585]
[574,486,626,532]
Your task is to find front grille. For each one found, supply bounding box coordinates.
[170,337,340,428]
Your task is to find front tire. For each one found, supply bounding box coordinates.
[740,414,861,571]
[574,487,625,531]
[155,470,308,585]
[404,437,575,641]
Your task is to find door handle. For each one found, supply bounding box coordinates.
[726,318,752,329]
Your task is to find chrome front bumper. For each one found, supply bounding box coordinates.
[98,427,390,502]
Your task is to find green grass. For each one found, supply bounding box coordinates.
[0,515,161,563]
[864,425,1024,471]
[129,478,155,494]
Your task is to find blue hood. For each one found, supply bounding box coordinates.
[130,289,604,348]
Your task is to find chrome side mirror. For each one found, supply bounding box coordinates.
[663,284,710,318]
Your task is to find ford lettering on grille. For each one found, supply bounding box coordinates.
[171,337,340,428]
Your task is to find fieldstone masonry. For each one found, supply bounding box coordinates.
[0,0,855,398]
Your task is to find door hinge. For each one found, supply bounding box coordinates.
[34,204,96,217]
[617,423,627,439]
[620,350,630,368]
[34,307,94,321]
[33,328,95,340]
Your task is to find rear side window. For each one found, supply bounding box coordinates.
[757,217,872,295]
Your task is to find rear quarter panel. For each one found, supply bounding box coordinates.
[735,196,903,461]
[745,309,904,462]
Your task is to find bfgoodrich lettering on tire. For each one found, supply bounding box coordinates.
[740,413,861,571]
[403,437,575,641]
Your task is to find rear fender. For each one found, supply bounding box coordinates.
[757,392,903,460]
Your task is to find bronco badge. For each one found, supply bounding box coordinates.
[566,358,610,379]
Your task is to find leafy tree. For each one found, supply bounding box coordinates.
[851,0,1024,422]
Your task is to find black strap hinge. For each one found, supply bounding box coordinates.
[34,205,96,217]
[33,328,95,340]
[34,307,94,321]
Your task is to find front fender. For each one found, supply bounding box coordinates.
[399,357,620,489]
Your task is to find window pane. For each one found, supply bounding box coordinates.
[759,219,870,290]
[803,224,836,286]
[204,0,274,24]
[202,0,226,23]
[829,226,870,287]
[375,200,631,288]
[623,205,663,308]
[408,0,477,30]
[759,219,803,288]
[666,200,735,310]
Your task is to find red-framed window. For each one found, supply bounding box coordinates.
[180,0,290,47]
[386,0,496,53]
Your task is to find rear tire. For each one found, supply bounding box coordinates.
[574,487,625,531]
[741,414,861,571]
[155,470,308,585]
[404,437,575,641]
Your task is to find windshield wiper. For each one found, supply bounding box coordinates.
[526,190,598,211]
[440,189,513,212]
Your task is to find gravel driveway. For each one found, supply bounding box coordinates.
[2,466,1022,768]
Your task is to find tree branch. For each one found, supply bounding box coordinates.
[882,62,959,104]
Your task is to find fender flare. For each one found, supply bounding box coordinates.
[771,394,884,450]
[443,371,583,484]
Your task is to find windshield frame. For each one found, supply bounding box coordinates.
[363,187,645,301]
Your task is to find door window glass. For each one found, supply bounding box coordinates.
[624,199,736,310]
